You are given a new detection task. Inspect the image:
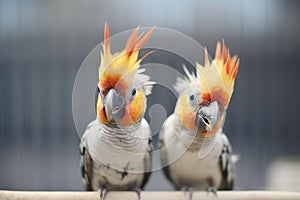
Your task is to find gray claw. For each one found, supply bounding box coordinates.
[207,185,218,196]
[99,187,107,200]
[133,188,141,200]
[181,186,194,200]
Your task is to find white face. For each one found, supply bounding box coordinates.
[96,81,146,126]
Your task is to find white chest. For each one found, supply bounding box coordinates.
[91,161,145,190]
[167,137,223,190]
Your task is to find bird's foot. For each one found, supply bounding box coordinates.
[181,186,194,200]
[98,187,107,200]
[132,188,141,200]
[206,185,218,196]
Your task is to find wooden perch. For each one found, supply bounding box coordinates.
[1,190,300,200]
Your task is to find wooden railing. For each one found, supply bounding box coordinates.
[1,190,300,200]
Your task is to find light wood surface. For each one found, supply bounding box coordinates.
[1,190,300,200]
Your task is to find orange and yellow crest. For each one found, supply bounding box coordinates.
[99,23,155,94]
[196,41,240,110]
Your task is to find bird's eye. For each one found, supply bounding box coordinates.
[189,94,195,101]
[189,93,197,105]
[131,88,136,97]
[97,86,100,93]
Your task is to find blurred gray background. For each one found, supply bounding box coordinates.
[1,0,300,191]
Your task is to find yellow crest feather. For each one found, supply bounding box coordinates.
[98,23,155,93]
[196,41,240,109]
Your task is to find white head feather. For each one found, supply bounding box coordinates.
[173,65,201,96]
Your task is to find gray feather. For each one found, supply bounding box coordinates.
[219,133,236,190]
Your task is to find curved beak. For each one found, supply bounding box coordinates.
[196,112,211,132]
[196,101,220,132]
[104,89,125,122]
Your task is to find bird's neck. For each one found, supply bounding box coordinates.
[175,116,222,153]
[99,120,144,152]
[90,119,148,172]
[102,120,142,136]
[187,129,222,153]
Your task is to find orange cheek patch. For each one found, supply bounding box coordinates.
[202,115,225,137]
[119,91,144,126]
[97,95,108,124]
[181,112,196,131]
[177,96,196,131]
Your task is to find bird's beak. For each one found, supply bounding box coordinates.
[196,110,211,132]
[104,89,125,122]
[196,101,220,132]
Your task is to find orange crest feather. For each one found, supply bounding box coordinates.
[196,41,240,110]
[99,23,155,94]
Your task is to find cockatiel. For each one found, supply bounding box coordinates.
[80,23,155,199]
[159,41,240,195]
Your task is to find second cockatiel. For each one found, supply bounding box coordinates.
[80,24,155,198]
[160,41,240,192]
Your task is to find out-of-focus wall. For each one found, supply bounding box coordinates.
[0,0,300,191]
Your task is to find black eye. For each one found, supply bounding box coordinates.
[131,88,136,96]
[97,86,100,93]
[189,94,195,101]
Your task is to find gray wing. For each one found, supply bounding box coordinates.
[141,136,152,189]
[158,114,176,185]
[159,137,172,184]
[219,133,236,190]
[140,119,153,189]
[79,122,95,191]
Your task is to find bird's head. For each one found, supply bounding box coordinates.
[96,23,155,126]
[175,41,240,137]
